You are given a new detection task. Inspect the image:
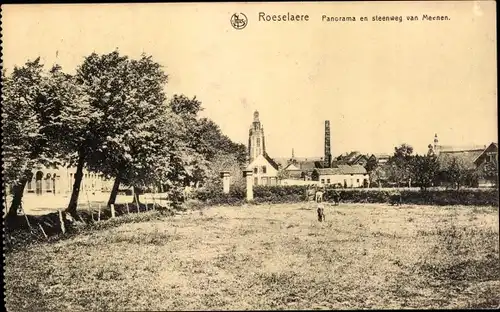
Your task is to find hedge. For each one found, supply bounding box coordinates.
[193,185,499,207]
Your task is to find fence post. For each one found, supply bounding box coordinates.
[243,170,254,201]
[220,171,231,194]
[58,210,66,234]
[135,193,140,213]
[110,204,116,219]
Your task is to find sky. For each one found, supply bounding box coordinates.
[2,2,497,158]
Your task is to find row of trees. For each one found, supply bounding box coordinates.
[3,51,246,222]
[367,144,498,189]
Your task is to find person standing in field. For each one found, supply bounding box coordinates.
[316,190,325,222]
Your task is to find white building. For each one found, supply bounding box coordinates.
[246,154,280,186]
[21,164,114,197]
[313,165,369,188]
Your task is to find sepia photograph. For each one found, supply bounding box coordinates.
[1,1,498,310]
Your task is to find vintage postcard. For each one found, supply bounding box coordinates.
[2,1,498,311]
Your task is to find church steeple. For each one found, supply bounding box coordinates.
[248,110,266,163]
[433,133,440,156]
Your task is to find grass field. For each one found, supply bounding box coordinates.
[4,203,500,311]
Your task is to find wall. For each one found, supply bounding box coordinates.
[281,179,320,186]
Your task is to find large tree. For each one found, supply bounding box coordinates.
[76,53,182,207]
[411,155,439,190]
[477,159,498,187]
[2,59,83,221]
[387,143,415,187]
[442,157,477,190]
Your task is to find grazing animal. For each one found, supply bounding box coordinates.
[389,191,402,206]
[331,190,341,206]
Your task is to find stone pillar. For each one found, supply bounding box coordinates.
[220,171,231,194]
[243,170,254,201]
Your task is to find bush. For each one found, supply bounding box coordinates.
[193,183,498,207]
[194,183,245,206]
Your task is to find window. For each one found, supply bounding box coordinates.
[254,167,258,174]
[327,179,331,184]
[256,138,260,147]
[357,179,360,183]
[254,177,258,185]
[262,177,268,185]
[321,179,325,184]
[262,166,267,174]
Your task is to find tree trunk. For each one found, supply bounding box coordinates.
[132,186,141,204]
[107,176,121,207]
[6,178,28,223]
[66,151,85,216]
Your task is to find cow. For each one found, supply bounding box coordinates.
[331,190,341,206]
[389,190,402,206]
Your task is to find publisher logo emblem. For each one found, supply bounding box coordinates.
[231,13,248,30]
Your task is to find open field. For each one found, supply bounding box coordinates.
[4,203,500,310]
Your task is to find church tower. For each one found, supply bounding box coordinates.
[248,111,266,163]
[433,133,440,156]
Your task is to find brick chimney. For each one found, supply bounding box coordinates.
[324,120,332,168]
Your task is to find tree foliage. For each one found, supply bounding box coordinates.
[3,51,254,218]
[387,143,414,187]
[2,59,84,219]
[410,155,439,190]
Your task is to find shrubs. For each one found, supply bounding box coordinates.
[193,184,499,207]
[253,185,307,204]
[194,184,245,206]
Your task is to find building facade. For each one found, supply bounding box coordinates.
[313,165,369,188]
[23,165,114,197]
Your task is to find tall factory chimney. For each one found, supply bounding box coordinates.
[324,120,332,168]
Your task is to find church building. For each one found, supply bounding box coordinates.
[246,111,280,186]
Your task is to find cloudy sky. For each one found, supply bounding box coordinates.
[2,2,497,157]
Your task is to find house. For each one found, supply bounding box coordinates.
[369,153,391,165]
[333,151,371,167]
[246,153,280,186]
[312,164,369,188]
[436,141,498,187]
[430,134,498,187]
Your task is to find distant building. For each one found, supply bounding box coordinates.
[333,151,371,167]
[312,165,369,188]
[21,165,113,197]
[246,111,280,186]
[431,134,498,187]
[369,153,391,165]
